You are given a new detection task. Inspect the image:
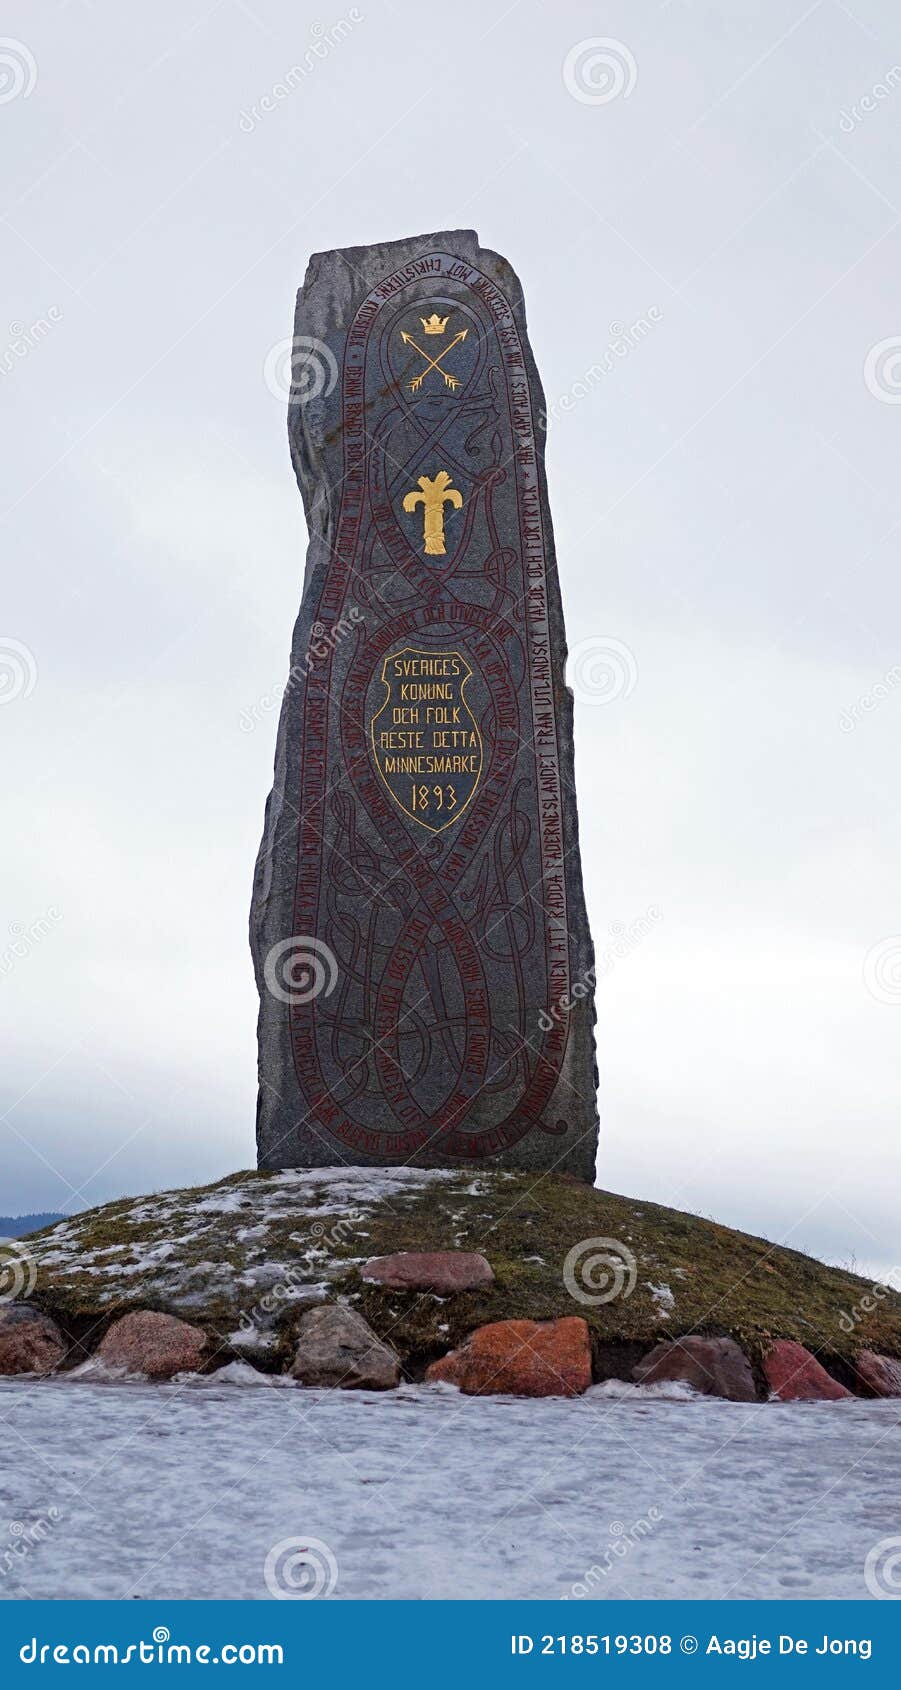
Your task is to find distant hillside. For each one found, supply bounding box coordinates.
[0,1212,65,1238]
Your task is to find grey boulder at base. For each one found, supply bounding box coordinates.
[290,1305,400,1390]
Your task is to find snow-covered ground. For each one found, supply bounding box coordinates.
[1,1376,898,1601]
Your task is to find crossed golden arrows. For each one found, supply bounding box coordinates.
[400,315,469,393]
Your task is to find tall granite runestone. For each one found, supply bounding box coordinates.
[251,231,598,1178]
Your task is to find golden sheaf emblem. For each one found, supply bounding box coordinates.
[370,647,483,832]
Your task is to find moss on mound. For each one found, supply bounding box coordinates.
[18,1167,901,1375]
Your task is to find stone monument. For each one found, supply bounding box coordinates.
[251,230,598,1178]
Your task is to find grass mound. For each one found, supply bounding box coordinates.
[17,1167,899,1378]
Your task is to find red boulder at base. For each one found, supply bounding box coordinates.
[633,1335,757,1401]
[762,1339,852,1402]
[426,1316,591,1397]
[362,1251,495,1295]
[97,1310,207,1380]
[852,1349,901,1398]
[0,1304,66,1376]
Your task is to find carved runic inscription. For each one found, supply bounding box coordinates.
[251,235,599,1180]
[370,647,483,831]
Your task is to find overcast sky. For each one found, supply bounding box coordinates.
[2,0,900,1278]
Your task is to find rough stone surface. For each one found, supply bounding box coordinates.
[0,1304,66,1375]
[290,1304,400,1390]
[852,1348,901,1397]
[762,1339,852,1401]
[250,230,598,1179]
[426,1316,591,1397]
[633,1335,757,1402]
[97,1310,207,1380]
[362,1250,494,1294]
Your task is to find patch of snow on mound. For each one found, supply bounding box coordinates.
[646,1281,675,1317]
[24,1165,466,1318]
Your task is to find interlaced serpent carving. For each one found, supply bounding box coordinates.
[290,252,571,1161]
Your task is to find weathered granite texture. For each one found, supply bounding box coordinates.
[633,1335,757,1402]
[425,1316,592,1397]
[251,231,598,1177]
